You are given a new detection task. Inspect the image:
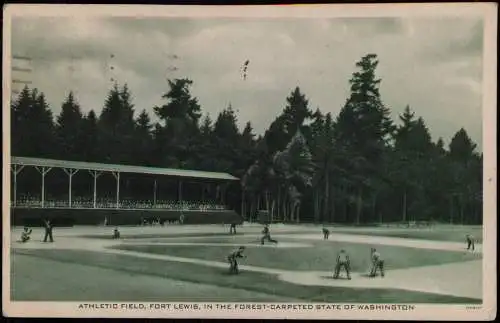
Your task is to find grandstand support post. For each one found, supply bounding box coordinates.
[241,189,245,219]
[221,183,227,205]
[178,180,183,203]
[11,164,25,207]
[153,179,157,206]
[89,170,102,209]
[63,168,79,208]
[112,171,120,209]
[35,166,52,208]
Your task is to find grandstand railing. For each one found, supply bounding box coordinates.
[11,197,228,211]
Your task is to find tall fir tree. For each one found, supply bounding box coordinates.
[15,89,56,158]
[264,86,312,154]
[449,128,478,162]
[81,110,99,162]
[334,54,395,224]
[134,109,154,166]
[212,104,241,172]
[98,83,136,164]
[11,86,32,156]
[55,91,84,160]
[153,78,202,168]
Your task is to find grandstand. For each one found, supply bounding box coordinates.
[10,156,243,226]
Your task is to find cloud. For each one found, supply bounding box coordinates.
[9,15,484,151]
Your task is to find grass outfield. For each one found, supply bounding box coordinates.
[78,232,248,240]
[77,230,317,240]
[112,236,479,272]
[12,249,480,303]
[329,228,483,243]
[11,253,297,302]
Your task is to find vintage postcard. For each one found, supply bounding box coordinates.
[2,3,497,320]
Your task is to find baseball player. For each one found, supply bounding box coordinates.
[322,227,330,240]
[369,248,385,278]
[334,249,351,280]
[261,224,278,245]
[229,223,237,235]
[20,226,33,243]
[228,246,246,274]
[466,234,475,251]
[112,227,121,239]
[43,219,54,243]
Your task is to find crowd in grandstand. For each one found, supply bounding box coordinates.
[12,195,227,211]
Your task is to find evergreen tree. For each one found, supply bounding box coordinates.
[336,54,395,155]
[11,86,32,156]
[264,87,312,154]
[394,105,415,151]
[81,110,99,162]
[392,109,435,222]
[282,87,312,138]
[98,83,136,164]
[447,128,481,224]
[134,109,153,165]
[239,121,259,171]
[211,104,241,172]
[334,54,395,224]
[200,114,213,136]
[55,91,84,160]
[273,130,315,222]
[213,104,240,143]
[15,89,56,158]
[153,78,202,167]
[435,137,446,156]
[449,128,478,162]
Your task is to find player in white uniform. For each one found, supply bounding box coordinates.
[333,249,351,280]
[369,248,385,278]
[20,226,32,243]
[228,246,246,274]
[261,225,278,245]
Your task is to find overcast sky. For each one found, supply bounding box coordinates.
[10,14,484,150]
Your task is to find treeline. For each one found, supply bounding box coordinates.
[10,53,482,224]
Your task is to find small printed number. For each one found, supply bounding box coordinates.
[465,306,481,310]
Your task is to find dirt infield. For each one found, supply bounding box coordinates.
[9,225,483,300]
[279,233,483,253]
[278,260,482,299]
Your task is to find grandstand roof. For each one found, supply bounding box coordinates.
[11,156,239,181]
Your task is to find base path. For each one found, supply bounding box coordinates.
[279,260,482,299]
[10,228,482,300]
[122,241,311,248]
[281,233,483,254]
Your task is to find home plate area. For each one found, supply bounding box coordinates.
[10,224,482,303]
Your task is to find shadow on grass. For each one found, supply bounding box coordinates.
[12,248,481,304]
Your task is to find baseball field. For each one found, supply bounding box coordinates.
[10,223,483,303]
